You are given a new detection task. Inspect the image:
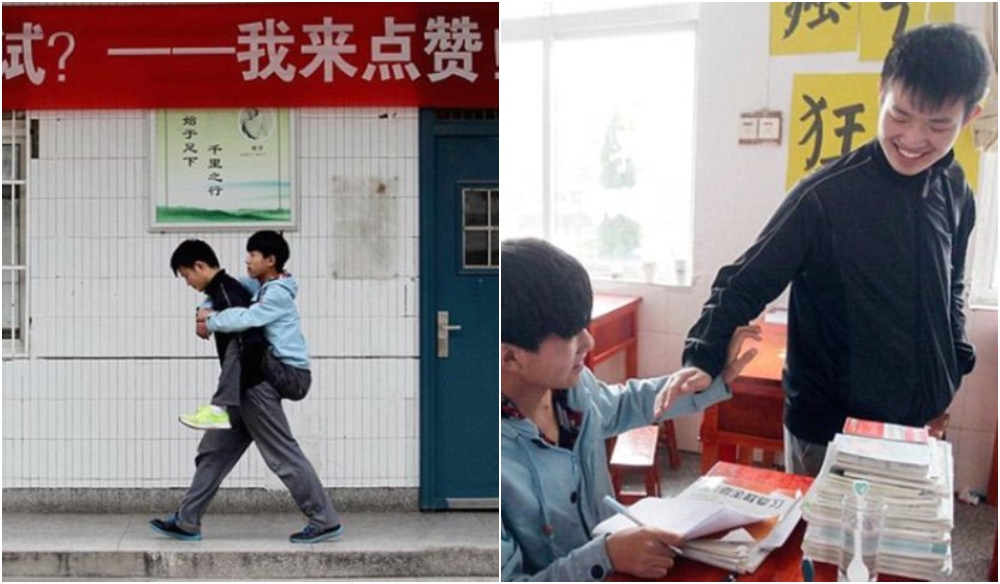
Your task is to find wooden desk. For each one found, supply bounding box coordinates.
[609,423,661,504]
[607,521,914,582]
[587,294,681,471]
[585,294,642,377]
[700,322,786,473]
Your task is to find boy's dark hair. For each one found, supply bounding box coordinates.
[170,239,220,276]
[501,238,593,352]
[881,23,990,119]
[247,230,290,272]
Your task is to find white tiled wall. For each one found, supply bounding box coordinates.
[2,108,421,488]
[944,309,999,495]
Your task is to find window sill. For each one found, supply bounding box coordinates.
[2,341,28,358]
[591,276,693,290]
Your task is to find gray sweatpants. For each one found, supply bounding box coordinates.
[783,426,828,478]
[176,360,339,533]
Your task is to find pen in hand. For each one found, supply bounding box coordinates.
[801,555,815,582]
[602,495,684,556]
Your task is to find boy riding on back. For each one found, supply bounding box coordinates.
[197,230,313,403]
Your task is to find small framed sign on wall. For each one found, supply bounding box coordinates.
[151,108,295,231]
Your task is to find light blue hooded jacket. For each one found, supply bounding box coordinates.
[206,273,310,369]
[501,368,732,582]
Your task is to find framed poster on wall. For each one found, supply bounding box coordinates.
[151,108,295,231]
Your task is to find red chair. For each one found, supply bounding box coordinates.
[659,420,681,469]
[609,425,661,504]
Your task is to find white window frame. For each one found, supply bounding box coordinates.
[461,187,500,270]
[970,148,998,308]
[501,2,700,286]
[3,111,30,356]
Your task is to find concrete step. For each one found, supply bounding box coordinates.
[1,512,498,580]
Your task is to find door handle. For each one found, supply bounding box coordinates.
[437,310,462,358]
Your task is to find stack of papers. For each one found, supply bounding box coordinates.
[801,419,954,581]
[593,462,813,574]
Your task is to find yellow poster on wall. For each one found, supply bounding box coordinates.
[770,2,860,55]
[926,2,955,24]
[859,2,956,61]
[787,74,879,189]
[786,73,980,191]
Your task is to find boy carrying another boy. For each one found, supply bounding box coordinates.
[501,238,759,581]
[152,231,342,544]
[169,239,265,430]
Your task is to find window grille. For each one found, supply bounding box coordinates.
[3,110,28,352]
[462,187,500,269]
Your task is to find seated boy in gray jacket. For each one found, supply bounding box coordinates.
[501,238,759,581]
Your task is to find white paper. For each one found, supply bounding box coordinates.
[592,495,787,541]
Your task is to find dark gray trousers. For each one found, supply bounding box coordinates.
[212,339,308,407]
[177,358,339,533]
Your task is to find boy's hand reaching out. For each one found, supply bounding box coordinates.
[655,325,762,416]
[195,308,213,340]
[655,367,711,417]
[722,324,762,384]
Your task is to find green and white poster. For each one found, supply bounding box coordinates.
[152,108,294,230]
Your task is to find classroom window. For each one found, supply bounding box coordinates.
[3,111,28,353]
[501,3,698,285]
[503,2,680,18]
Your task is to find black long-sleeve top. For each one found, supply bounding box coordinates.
[683,139,977,445]
[204,269,266,389]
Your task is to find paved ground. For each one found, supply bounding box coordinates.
[2,511,498,581]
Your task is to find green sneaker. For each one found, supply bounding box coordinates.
[179,405,231,430]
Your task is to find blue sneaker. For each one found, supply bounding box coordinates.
[290,523,344,544]
[149,514,202,541]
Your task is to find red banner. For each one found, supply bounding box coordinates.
[2,2,498,109]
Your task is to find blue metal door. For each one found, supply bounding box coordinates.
[419,110,498,509]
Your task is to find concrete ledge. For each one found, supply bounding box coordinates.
[2,487,419,513]
[2,548,496,580]
[2,512,498,580]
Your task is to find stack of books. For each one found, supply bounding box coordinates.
[801,418,954,581]
[593,461,813,574]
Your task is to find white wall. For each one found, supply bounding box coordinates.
[595,3,998,493]
[2,108,421,489]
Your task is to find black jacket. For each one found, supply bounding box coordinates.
[683,139,976,444]
[204,270,266,389]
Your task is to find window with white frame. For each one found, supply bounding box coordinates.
[970,148,998,307]
[501,3,698,285]
[463,187,500,269]
[3,111,28,352]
